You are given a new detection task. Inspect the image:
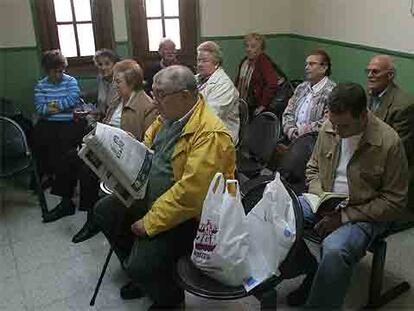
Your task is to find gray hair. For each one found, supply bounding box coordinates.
[153,65,197,94]
[159,38,176,51]
[197,41,223,65]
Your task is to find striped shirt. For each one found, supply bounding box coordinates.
[34,73,80,121]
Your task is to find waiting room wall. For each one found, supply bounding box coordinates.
[1,0,413,116]
[205,0,414,93]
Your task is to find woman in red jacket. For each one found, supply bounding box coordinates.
[235,33,279,118]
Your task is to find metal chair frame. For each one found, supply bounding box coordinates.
[0,116,47,216]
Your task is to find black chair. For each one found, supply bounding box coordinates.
[0,116,48,216]
[305,218,412,308]
[236,98,249,150]
[277,132,318,194]
[237,111,282,181]
[175,175,316,309]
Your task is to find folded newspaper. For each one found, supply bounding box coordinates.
[78,122,153,207]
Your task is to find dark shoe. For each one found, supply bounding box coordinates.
[286,273,315,307]
[71,220,100,243]
[120,282,144,300]
[41,176,54,190]
[42,199,75,223]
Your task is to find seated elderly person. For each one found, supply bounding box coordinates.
[144,38,179,95]
[365,55,414,206]
[74,65,236,308]
[235,33,278,117]
[44,59,157,224]
[282,49,336,141]
[31,50,85,220]
[92,49,120,120]
[288,83,410,308]
[196,41,240,144]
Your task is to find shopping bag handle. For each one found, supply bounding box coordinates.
[207,172,225,195]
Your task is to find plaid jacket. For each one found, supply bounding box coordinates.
[282,78,336,140]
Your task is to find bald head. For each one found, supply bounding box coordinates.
[366,55,395,94]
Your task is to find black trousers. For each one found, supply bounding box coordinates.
[93,195,198,305]
[31,119,87,198]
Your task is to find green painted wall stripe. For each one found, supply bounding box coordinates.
[0,46,38,52]
[287,34,414,60]
[202,33,414,59]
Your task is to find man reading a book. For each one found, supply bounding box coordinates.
[288,83,410,308]
[77,65,236,309]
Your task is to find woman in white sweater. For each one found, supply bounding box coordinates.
[196,41,240,145]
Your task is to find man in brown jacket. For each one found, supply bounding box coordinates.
[288,83,409,308]
[366,55,414,206]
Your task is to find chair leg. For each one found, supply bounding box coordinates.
[254,288,277,310]
[32,165,48,217]
[364,240,410,309]
[90,247,114,306]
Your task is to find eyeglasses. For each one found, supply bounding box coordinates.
[364,68,393,77]
[151,89,186,101]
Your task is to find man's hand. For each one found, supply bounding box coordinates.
[131,219,147,237]
[314,211,342,237]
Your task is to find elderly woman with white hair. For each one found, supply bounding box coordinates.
[196,41,240,144]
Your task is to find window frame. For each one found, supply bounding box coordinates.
[34,0,115,76]
[128,0,198,71]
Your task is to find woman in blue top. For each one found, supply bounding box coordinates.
[32,50,87,222]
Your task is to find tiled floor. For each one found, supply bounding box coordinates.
[1,185,414,310]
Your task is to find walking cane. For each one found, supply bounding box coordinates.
[90,247,114,306]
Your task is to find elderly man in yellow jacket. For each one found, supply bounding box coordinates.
[83,65,236,309]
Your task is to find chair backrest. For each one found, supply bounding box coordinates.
[278,131,318,194]
[0,116,30,174]
[245,111,281,164]
[0,97,21,118]
[237,98,249,146]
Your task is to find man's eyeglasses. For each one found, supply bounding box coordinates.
[151,89,186,101]
[364,68,393,77]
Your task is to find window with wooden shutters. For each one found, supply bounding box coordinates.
[129,0,198,70]
[34,0,115,74]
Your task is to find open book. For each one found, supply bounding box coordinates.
[303,192,348,214]
[78,123,153,207]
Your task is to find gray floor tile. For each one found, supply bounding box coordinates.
[20,259,88,309]
[0,245,17,279]
[0,276,27,311]
[2,188,414,310]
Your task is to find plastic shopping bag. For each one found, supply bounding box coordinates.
[191,173,250,286]
[243,172,296,291]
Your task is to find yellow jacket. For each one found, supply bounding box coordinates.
[142,95,236,236]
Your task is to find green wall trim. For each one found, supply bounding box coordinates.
[0,46,37,52]
[287,34,414,60]
[202,33,414,59]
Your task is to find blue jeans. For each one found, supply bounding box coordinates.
[299,197,390,308]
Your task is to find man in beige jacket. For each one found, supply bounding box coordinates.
[288,83,409,308]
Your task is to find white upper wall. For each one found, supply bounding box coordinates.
[1,0,413,53]
[291,0,414,53]
[199,0,292,36]
[0,0,36,48]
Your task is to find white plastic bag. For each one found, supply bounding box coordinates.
[191,173,250,286]
[243,172,296,291]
